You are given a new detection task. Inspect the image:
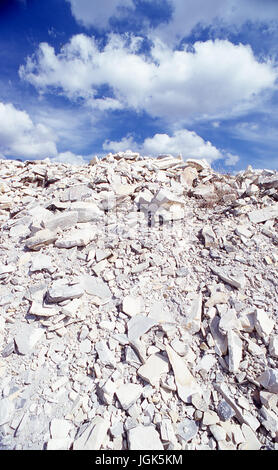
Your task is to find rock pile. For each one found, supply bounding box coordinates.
[0,151,278,450]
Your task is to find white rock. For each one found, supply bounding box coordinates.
[166,345,202,403]
[80,274,112,301]
[248,205,278,224]
[122,295,144,317]
[15,325,44,355]
[25,229,57,251]
[46,438,72,450]
[269,336,278,358]
[0,398,15,426]
[29,254,56,273]
[183,293,203,334]
[227,330,242,373]
[95,340,116,367]
[43,211,78,231]
[128,425,164,450]
[137,354,169,387]
[255,309,274,337]
[55,228,95,248]
[71,201,102,222]
[115,383,143,410]
[235,225,253,239]
[241,424,261,450]
[73,416,109,450]
[209,424,227,442]
[50,419,73,439]
[210,266,246,290]
[202,225,217,248]
[176,418,198,443]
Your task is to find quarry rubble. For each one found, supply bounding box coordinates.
[0,151,278,450]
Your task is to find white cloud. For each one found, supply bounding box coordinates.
[51,150,86,165]
[66,0,278,44]
[66,0,134,29]
[19,34,277,123]
[103,128,239,165]
[151,0,278,44]
[0,101,58,159]
[224,152,240,166]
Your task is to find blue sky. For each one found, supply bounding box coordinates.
[0,0,278,170]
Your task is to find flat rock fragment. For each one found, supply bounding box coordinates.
[128,425,164,450]
[25,229,57,251]
[166,345,202,403]
[115,383,143,410]
[14,325,44,355]
[137,353,169,387]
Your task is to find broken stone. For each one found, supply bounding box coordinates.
[70,201,102,222]
[46,281,84,303]
[80,274,112,302]
[127,315,157,343]
[95,340,116,368]
[211,266,246,290]
[137,353,169,387]
[122,295,144,317]
[166,345,202,403]
[25,229,57,251]
[258,368,278,394]
[73,416,109,450]
[0,398,15,426]
[176,418,198,443]
[43,211,78,231]
[227,330,242,373]
[128,425,164,450]
[202,225,217,248]
[115,383,143,410]
[248,205,278,224]
[50,419,73,439]
[55,227,95,248]
[183,293,203,334]
[269,336,278,358]
[14,325,44,355]
[255,309,275,337]
[217,400,236,421]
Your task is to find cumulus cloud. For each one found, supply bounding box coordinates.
[151,0,278,44]
[66,0,134,29]
[66,0,278,43]
[103,128,239,165]
[19,34,277,123]
[0,101,58,159]
[51,150,86,165]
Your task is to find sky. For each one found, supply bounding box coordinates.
[0,0,278,171]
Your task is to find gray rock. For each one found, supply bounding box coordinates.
[217,400,236,421]
[127,315,157,342]
[176,418,198,443]
[46,281,84,303]
[80,274,112,301]
[95,340,116,367]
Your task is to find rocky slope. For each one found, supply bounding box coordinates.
[0,151,278,450]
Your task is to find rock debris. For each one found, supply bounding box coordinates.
[0,151,278,450]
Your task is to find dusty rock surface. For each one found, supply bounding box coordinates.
[0,152,278,450]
